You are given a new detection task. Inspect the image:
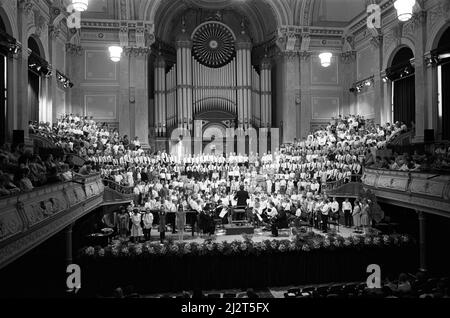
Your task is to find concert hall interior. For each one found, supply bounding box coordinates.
[1,0,450,300]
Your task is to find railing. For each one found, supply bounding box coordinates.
[29,133,56,149]
[323,174,362,192]
[389,129,413,146]
[102,179,135,195]
[362,168,450,217]
[0,173,104,269]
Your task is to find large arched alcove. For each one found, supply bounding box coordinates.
[388,46,415,127]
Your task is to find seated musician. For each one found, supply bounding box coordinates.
[264,202,279,236]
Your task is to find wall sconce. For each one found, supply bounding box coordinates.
[72,0,89,12]
[319,52,332,67]
[394,0,416,22]
[108,46,123,62]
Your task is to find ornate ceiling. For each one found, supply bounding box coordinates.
[71,0,371,50]
[79,0,369,32]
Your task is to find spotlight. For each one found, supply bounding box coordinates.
[438,52,450,60]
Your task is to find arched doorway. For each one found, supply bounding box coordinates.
[28,37,43,123]
[388,47,415,127]
[203,123,227,154]
[436,27,450,141]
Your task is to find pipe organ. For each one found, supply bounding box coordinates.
[192,57,237,116]
[153,21,272,137]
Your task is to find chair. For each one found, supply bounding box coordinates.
[316,285,330,297]
[284,292,297,298]
[300,286,316,295]
[342,283,358,295]
[287,288,300,296]
[232,206,247,222]
[328,212,340,232]
[328,284,344,295]
[298,212,312,231]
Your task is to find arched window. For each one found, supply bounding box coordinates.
[388,47,415,128]
[436,27,450,141]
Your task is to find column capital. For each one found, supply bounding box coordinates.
[276,25,302,52]
[369,35,383,49]
[66,43,83,56]
[49,25,61,40]
[276,50,300,61]
[299,51,311,61]
[19,0,34,16]
[235,42,252,51]
[340,51,357,64]
[125,47,151,57]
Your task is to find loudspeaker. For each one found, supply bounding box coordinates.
[13,130,24,145]
[424,129,434,143]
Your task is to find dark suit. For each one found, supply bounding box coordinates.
[234,190,249,207]
[158,211,166,242]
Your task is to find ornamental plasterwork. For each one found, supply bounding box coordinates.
[427,0,450,33]
[277,26,302,52]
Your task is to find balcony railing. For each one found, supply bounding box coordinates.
[362,168,450,216]
[0,173,104,269]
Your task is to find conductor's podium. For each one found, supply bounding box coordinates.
[224,224,254,235]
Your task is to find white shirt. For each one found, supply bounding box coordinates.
[330,201,339,213]
[342,201,352,211]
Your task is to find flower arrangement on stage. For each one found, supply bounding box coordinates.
[80,232,415,259]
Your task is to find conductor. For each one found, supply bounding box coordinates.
[234,185,249,207]
[234,185,250,221]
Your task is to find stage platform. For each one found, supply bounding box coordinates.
[135,225,372,244]
[223,224,254,235]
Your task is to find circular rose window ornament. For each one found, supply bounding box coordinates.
[192,21,235,68]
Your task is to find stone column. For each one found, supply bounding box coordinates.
[260,56,272,128]
[154,54,166,136]
[47,26,61,124]
[340,52,358,122]
[370,36,383,125]
[132,49,150,147]
[175,28,192,131]
[417,211,427,272]
[17,1,32,142]
[380,70,393,125]
[65,223,74,266]
[424,52,439,139]
[299,52,312,139]
[118,53,130,138]
[275,51,300,143]
[413,11,428,143]
[236,30,252,129]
